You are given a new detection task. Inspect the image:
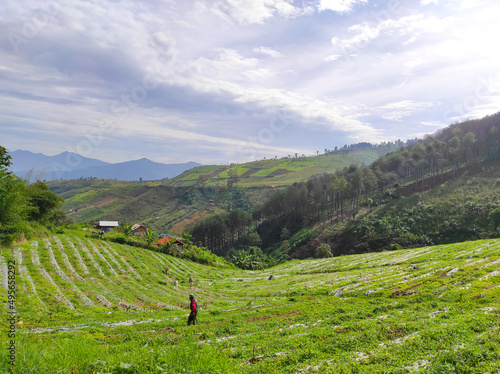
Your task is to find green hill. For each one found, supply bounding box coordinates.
[171,150,392,187]
[1,233,499,372]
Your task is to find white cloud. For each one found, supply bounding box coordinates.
[243,68,273,80]
[151,31,176,59]
[460,0,482,8]
[174,50,382,141]
[324,54,341,62]
[213,0,301,24]
[179,49,383,142]
[319,0,367,13]
[331,22,380,52]
[376,100,438,122]
[330,13,456,59]
[253,46,284,58]
[420,0,439,5]
[187,49,259,81]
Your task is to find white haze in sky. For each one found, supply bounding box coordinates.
[1,0,499,164]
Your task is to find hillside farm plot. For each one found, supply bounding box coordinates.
[1,237,500,373]
[170,150,391,187]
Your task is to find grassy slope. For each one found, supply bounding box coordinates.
[171,150,391,187]
[1,233,499,373]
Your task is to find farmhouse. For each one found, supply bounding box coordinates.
[155,235,185,253]
[130,224,148,236]
[97,220,119,232]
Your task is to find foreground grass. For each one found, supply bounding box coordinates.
[1,236,499,373]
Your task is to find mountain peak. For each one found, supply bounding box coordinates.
[9,150,202,181]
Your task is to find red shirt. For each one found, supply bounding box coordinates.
[190,299,197,312]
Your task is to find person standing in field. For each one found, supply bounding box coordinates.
[188,294,197,326]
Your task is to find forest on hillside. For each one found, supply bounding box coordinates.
[191,113,500,267]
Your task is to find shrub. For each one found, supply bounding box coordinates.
[315,243,333,258]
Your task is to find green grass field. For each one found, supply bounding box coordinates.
[171,151,391,187]
[1,234,499,373]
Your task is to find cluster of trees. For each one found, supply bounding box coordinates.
[323,138,418,155]
[190,113,500,262]
[190,209,253,256]
[0,147,65,245]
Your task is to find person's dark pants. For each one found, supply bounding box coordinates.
[188,311,197,326]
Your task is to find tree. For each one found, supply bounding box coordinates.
[366,198,373,210]
[227,209,252,244]
[462,132,477,163]
[362,167,377,198]
[488,208,500,233]
[182,231,193,247]
[332,176,348,221]
[0,177,28,245]
[145,230,155,246]
[315,243,333,258]
[448,136,462,168]
[0,146,12,177]
[123,223,132,236]
[247,232,262,247]
[25,181,64,224]
[281,227,291,240]
[227,169,239,188]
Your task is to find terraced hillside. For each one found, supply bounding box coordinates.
[49,180,274,234]
[170,150,391,187]
[1,236,499,372]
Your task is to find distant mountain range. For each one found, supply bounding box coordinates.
[9,150,201,181]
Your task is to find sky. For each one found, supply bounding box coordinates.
[1,0,500,166]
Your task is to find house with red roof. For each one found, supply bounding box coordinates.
[155,235,185,253]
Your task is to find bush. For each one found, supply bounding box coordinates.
[315,243,333,258]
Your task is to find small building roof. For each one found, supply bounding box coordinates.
[155,235,185,246]
[131,224,148,231]
[99,221,119,227]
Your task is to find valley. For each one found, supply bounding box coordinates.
[47,149,393,234]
